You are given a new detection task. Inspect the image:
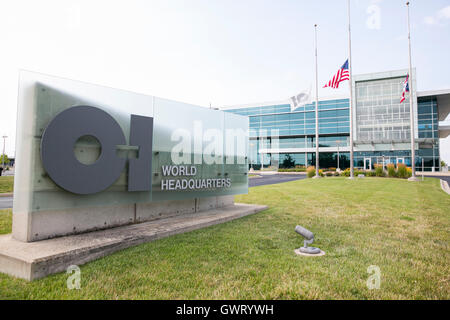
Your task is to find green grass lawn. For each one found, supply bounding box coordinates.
[0,210,12,235]
[0,176,13,193]
[0,177,449,299]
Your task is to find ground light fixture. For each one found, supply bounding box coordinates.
[294,225,325,256]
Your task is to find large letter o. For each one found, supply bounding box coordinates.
[41,106,127,195]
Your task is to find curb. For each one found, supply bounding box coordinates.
[276,172,308,175]
[0,193,13,198]
[440,180,450,195]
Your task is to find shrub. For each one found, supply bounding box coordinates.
[325,171,333,177]
[406,167,412,178]
[387,164,396,177]
[342,168,351,177]
[374,164,385,177]
[319,169,324,177]
[334,172,340,177]
[328,167,337,172]
[278,168,306,173]
[307,166,316,178]
[365,171,376,177]
[397,163,408,179]
[340,168,365,177]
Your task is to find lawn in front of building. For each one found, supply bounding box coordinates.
[0,176,13,193]
[0,177,448,299]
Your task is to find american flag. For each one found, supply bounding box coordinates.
[400,74,409,103]
[323,59,350,89]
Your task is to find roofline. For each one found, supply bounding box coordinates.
[353,68,410,82]
[417,89,450,98]
[220,94,349,110]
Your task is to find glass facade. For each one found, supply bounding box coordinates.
[353,73,440,171]
[418,97,438,139]
[417,96,440,169]
[355,77,412,141]
[226,99,351,169]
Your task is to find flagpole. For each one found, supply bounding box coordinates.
[348,0,355,179]
[407,1,418,181]
[314,24,321,178]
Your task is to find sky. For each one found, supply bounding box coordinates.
[1,0,450,163]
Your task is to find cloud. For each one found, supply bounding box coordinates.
[437,6,450,19]
[424,5,450,25]
[423,16,437,25]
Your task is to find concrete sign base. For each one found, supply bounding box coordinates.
[0,203,267,281]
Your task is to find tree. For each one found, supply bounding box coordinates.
[281,154,296,168]
[442,160,447,168]
[0,154,9,167]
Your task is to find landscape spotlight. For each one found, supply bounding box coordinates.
[295,225,322,255]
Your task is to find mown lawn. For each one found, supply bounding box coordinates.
[0,177,448,299]
[0,210,11,235]
[0,176,13,193]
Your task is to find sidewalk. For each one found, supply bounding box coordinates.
[0,193,13,198]
[440,180,450,195]
[416,171,450,177]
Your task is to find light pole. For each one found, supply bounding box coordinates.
[2,135,7,169]
[314,24,321,178]
[260,137,264,171]
[348,0,355,179]
[422,158,424,181]
[337,143,340,171]
[250,142,255,171]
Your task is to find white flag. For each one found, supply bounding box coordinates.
[290,87,312,112]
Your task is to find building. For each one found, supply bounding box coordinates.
[222,69,450,172]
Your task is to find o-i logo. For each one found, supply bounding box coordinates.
[40,106,153,195]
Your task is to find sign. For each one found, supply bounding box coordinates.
[14,71,249,214]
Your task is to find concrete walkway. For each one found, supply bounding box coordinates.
[440,179,450,195]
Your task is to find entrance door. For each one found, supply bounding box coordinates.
[377,157,389,169]
[364,158,371,170]
[397,158,405,165]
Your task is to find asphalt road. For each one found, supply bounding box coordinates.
[0,197,12,209]
[425,175,450,184]
[0,174,446,209]
[249,174,307,187]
